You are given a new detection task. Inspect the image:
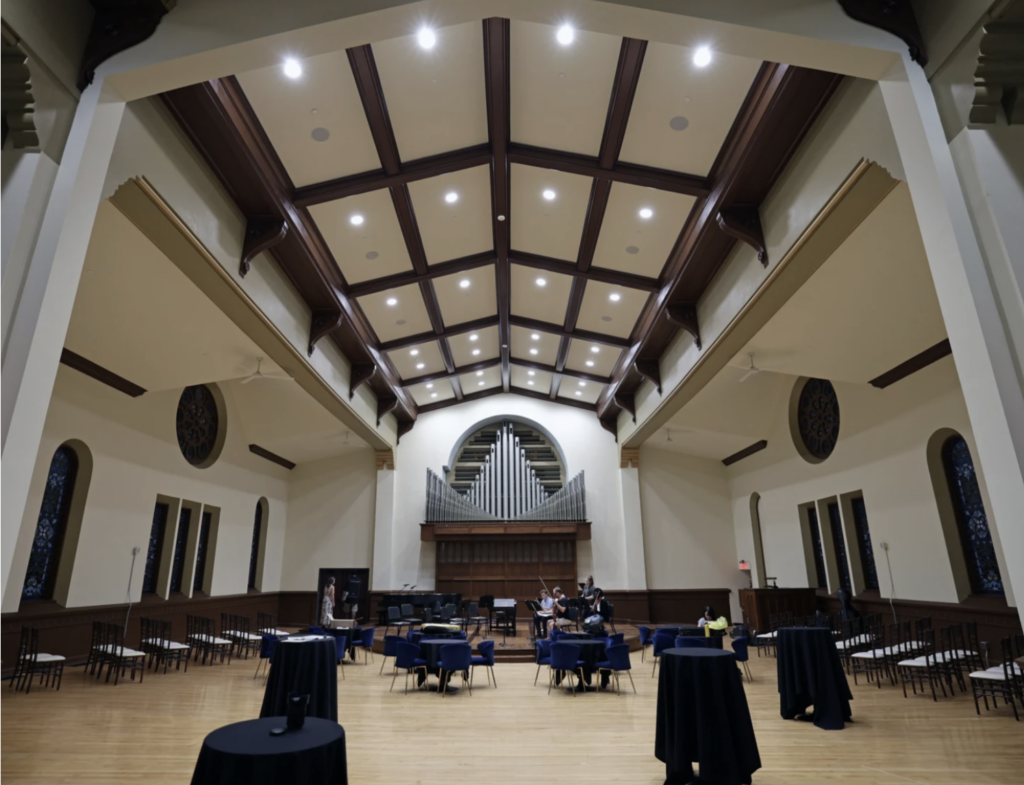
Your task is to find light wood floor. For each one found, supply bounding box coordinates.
[2,642,1022,784]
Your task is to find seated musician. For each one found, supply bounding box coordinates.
[551,587,573,629]
[589,588,610,622]
[533,589,553,638]
[581,575,597,609]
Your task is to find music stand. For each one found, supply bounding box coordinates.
[525,600,542,642]
[495,610,510,647]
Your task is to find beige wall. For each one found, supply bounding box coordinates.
[639,447,744,619]
[280,450,377,592]
[728,357,1014,607]
[3,366,288,612]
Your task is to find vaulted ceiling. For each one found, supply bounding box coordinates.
[161,18,841,431]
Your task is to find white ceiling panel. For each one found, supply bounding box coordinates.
[373,21,488,162]
[450,325,500,366]
[410,378,456,406]
[356,283,432,342]
[408,165,493,264]
[510,164,592,262]
[576,280,648,339]
[565,337,621,376]
[511,364,552,392]
[461,365,503,393]
[388,339,446,379]
[510,324,559,365]
[558,377,603,404]
[433,265,497,327]
[510,263,574,324]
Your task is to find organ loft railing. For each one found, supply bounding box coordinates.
[425,420,586,523]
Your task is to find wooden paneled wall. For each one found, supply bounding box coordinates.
[434,539,577,606]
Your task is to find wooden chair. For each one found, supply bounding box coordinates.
[897,628,948,702]
[968,637,1020,720]
[931,625,967,693]
[102,622,146,685]
[84,620,110,679]
[187,615,233,665]
[10,626,65,693]
[850,623,889,688]
[141,618,191,674]
[257,611,289,637]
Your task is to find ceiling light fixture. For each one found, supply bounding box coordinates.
[459,279,471,289]
[431,392,438,398]
[386,297,398,306]
[528,370,535,376]
[410,349,419,356]
[579,381,587,387]
[530,333,540,341]
[445,191,459,204]
[528,380,535,386]
[536,277,547,287]
[585,360,595,367]
[416,363,425,370]
[542,189,556,201]
[426,383,433,389]
[476,371,484,376]
[529,348,539,355]
[350,214,364,226]
[418,28,437,50]
[693,46,712,67]
[282,58,302,79]
[639,207,653,220]
[575,391,582,396]
[472,349,481,356]
[609,293,621,302]
[556,25,575,46]
[590,346,600,354]
[469,334,479,342]
[478,381,485,386]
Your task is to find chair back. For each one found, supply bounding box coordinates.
[387,606,401,621]
[605,632,625,648]
[998,636,1017,679]
[638,626,652,646]
[604,643,631,671]
[439,643,472,672]
[259,633,278,660]
[360,627,376,648]
[140,617,153,648]
[17,626,37,660]
[674,636,706,649]
[550,642,582,671]
[401,603,414,617]
[652,634,676,658]
[476,639,495,664]
[309,626,325,635]
[424,607,433,622]
[156,618,174,644]
[732,636,750,663]
[535,639,552,663]
[914,616,932,637]
[89,620,105,650]
[468,602,479,616]
[550,629,562,642]
[394,642,421,670]
[441,604,455,621]
[918,628,936,665]
[453,631,467,640]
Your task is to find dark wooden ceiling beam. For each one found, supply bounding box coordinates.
[484,17,512,392]
[379,316,500,353]
[512,386,597,412]
[512,359,611,385]
[508,315,631,349]
[418,385,504,414]
[400,357,503,387]
[347,252,495,298]
[509,251,660,291]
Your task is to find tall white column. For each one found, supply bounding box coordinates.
[0,83,126,604]
[881,56,1024,620]
[370,450,396,590]
[619,448,649,591]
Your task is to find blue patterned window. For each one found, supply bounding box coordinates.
[943,436,1003,595]
[169,508,191,593]
[248,503,263,590]
[807,507,828,589]
[142,502,169,594]
[22,446,78,601]
[193,511,212,592]
[849,497,879,591]
[827,502,852,594]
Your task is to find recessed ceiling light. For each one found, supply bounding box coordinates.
[579,381,587,387]
[350,214,364,226]
[478,381,485,386]
[459,279,471,289]
[536,277,547,287]
[283,58,302,79]
[476,371,484,376]
[445,191,459,204]
[472,349,481,356]
[528,380,534,386]
[556,25,574,46]
[575,391,582,396]
[530,333,540,341]
[528,370,535,376]
[529,348,539,355]
[418,28,437,50]
[469,334,479,342]
[590,346,600,354]
[693,46,712,67]
[585,360,595,367]
[386,297,398,306]
[410,349,419,356]
[639,208,653,220]
[609,293,621,302]
[431,392,438,398]
[542,189,556,201]
[416,363,425,370]
[426,383,433,389]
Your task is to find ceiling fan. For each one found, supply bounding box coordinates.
[240,357,291,384]
[738,353,762,383]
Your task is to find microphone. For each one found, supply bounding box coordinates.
[409,585,417,592]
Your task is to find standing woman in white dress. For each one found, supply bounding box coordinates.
[321,577,336,627]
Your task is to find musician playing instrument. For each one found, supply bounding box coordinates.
[581,575,597,609]
[551,586,573,629]
[589,588,610,622]
[533,589,554,638]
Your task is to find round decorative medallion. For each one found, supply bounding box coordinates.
[796,378,840,460]
[176,385,220,466]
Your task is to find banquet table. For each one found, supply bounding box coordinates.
[776,627,852,730]
[655,648,760,785]
[260,636,338,722]
[416,638,470,690]
[191,717,346,785]
[552,639,610,689]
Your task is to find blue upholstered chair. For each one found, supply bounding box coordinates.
[597,643,636,694]
[548,642,585,696]
[651,633,676,677]
[534,639,552,686]
[638,626,653,662]
[379,634,403,675]
[352,627,375,664]
[453,631,468,640]
[308,625,325,635]
[391,642,427,694]
[732,636,752,682]
[605,632,625,649]
[550,629,562,642]
[674,636,708,650]
[438,644,473,696]
[253,633,278,681]
[470,640,496,688]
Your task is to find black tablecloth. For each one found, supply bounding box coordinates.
[776,627,852,730]
[417,638,470,670]
[553,639,609,689]
[655,649,760,785]
[261,637,338,722]
[191,717,347,785]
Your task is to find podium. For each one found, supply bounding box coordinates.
[738,588,817,633]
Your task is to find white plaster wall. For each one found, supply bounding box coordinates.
[3,366,288,612]
[639,447,744,619]
[726,358,1013,607]
[280,449,377,592]
[385,394,623,590]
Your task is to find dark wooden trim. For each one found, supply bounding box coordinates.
[508,143,709,197]
[599,415,619,440]
[868,339,952,389]
[421,521,592,541]
[510,387,597,411]
[396,419,416,442]
[634,359,662,394]
[248,443,296,470]
[77,0,172,91]
[722,439,768,467]
[836,0,928,66]
[665,303,702,349]
[400,357,502,387]
[59,348,147,397]
[614,393,636,423]
[599,38,647,169]
[716,206,767,267]
[347,252,495,298]
[346,45,400,175]
[511,358,611,385]
[349,363,376,400]
[417,385,504,414]
[239,217,287,278]
[376,396,399,426]
[379,316,500,352]
[508,315,631,348]
[308,308,343,357]
[511,251,660,292]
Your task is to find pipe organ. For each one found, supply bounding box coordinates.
[425,420,587,523]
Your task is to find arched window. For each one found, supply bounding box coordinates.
[22,446,78,601]
[942,436,1003,595]
[248,501,263,590]
[807,507,828,589]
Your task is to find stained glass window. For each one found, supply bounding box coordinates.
[797,378,841,460]
[248,503,262,589]
[850,497,879,591]
[194,511,212,592]
[169,508,191,593]
[942,436,1003,595]
[827,502,852,593]
[807,507,827,588]
[142,502,169,594]
[176,385,219,466]
[22,446,78,601]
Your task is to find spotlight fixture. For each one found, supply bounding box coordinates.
[282,58,302,79]
[693,46,712,67]
[469,334,479,342]
[476,371,484,376]
[556,25,574,46]
[431,392,438,398]
[639,207,653,220]
[386,297,398,306]
[530,333,540,341]
[590,346,600,353]
[528,380,535,386]
[542,189,556,201]
[350,214,364,226]
[416,363,425,370]
[575,391,582,396]
[536,277,547,287]
[445,191,459,204]
[426,383,433,389]
[578,381,586,387]
[418,28,437,49]
[459,279,471,289]
[609,293,621,302]
[478,381,485,386]
[472,349,481,356]
[529,348,539,355]
[528,370,535,376]
[410,349,419,356]
[585,360,595,367]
